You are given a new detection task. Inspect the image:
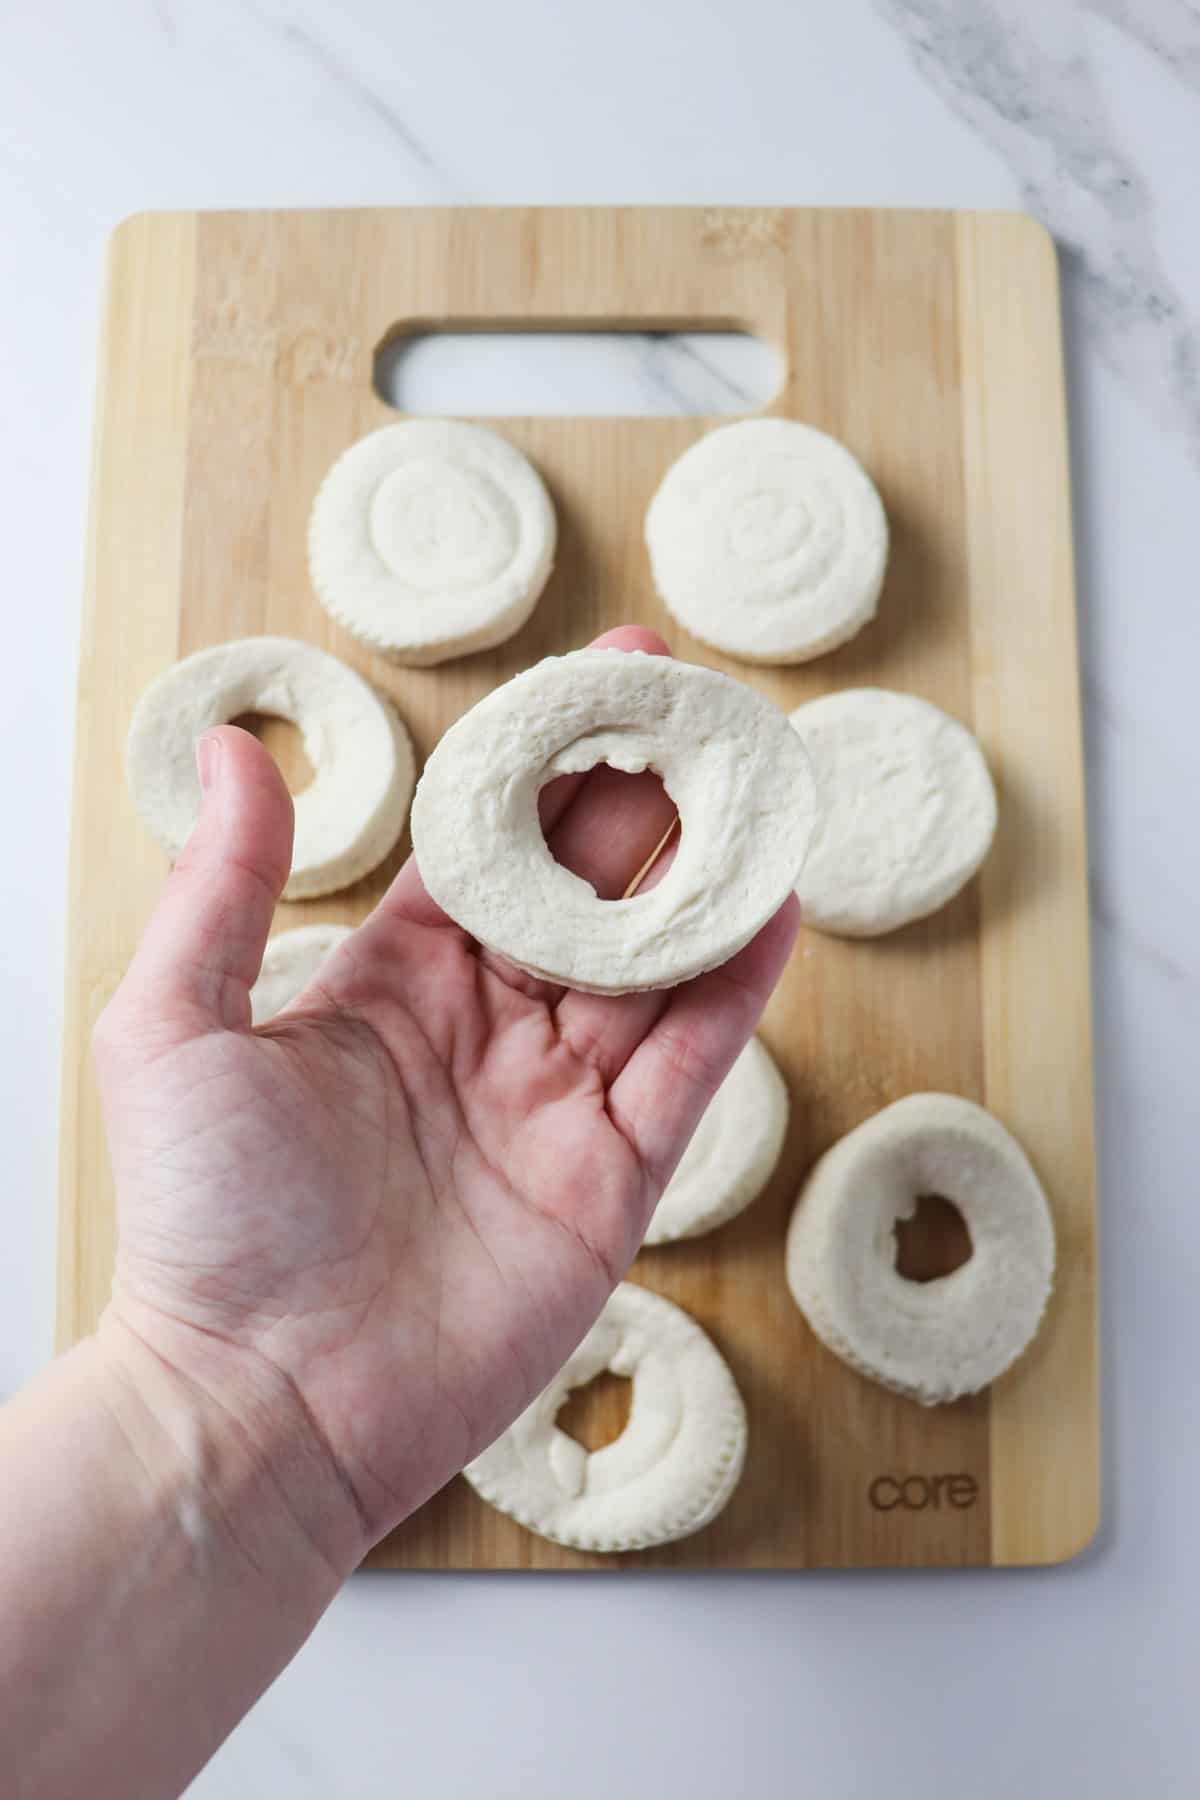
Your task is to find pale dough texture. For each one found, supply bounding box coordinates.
[126,636,415,900]
[463,1282,748,1552]
[250,924,354,1025]
[644,1037,788,1245]
[645,418,888,664]
[308,420,556,665]
[788,688,997,937]
[785,1093,1056,1406]
[411,648,817,994]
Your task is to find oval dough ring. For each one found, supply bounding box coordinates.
[789,688,997,937]
[126,636,415,900]
[463,1282,748,1552]
[250,923,354,1025]
[308,420,556,666]
[644,1036,788,1245]
[785,1093,1056,1406]
[411,648,817,994]
[645,417,888,664]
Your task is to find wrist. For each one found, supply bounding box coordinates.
[0,1319,357,1799]
[94,1306,368,1593]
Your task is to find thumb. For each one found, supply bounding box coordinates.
[107,725,294,1038]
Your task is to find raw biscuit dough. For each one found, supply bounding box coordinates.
[411,648,817,994]
[645,418,888,663]
[126,636,414,900]
[308,420,556,665]
[644,1036,788,1245]
[250,924,354,1025]
[463,1282,748,1552]
[785,1093,1056,1405]
[789,688,997,936]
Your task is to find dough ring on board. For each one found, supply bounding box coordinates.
[411,648,817,994]
[789,688,997,937]
[463,1282,748,1552]
[785,1094,1056,1406]
[308,420,556,665]
[644,1036,788,1245]
[645,418,888,664]
[250,924,354,1025]
[126,637,415,900]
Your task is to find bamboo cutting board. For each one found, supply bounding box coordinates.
[58,207,1098,1569]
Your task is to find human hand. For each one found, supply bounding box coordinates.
[93,627,799,1570]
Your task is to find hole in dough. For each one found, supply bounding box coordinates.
[893,1194,973,1284]
[541,764,679,901]
[557,1371,633,1452]
[232,712,315,797]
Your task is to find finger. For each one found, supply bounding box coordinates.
[554,984,671,1087]
[545,764,679,902]
[535,623,673,840]
[549,810,681,1077]
[380,623,673,934]
[608,896,800,1190]
[589,625,672,657]
[108,726,294,1036]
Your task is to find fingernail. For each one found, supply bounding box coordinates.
[195,734,221,792]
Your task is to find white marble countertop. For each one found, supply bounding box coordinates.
[3,1,1198,1794]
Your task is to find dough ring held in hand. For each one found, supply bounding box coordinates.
[789,688,997,937]
[411,648,818,994]
[785,1094,1056,1406]
[463,1282,748,1552]
[126,637,415,900]
[308,421,556,665]
[644,1036,789,1245]
[645,418,888,664]
[250,924,354,1025]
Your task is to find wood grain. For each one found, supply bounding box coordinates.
[956,213,1100,1563]
[58,207,1099,1569]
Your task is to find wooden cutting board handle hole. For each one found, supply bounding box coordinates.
[374,326,781,418]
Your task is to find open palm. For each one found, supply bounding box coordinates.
[94,629,797,1556]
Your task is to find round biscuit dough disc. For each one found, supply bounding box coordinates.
[126,636,415,900]
[788,688,998,937]
[250,924,354,1025]
[644,1036,788,1245]
[644,418,888,664]
[785,1093,1056,1406]
[308,420,556,665]
[463,1282,748,1552]
[411,648,817,994]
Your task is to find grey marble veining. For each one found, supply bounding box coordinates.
[877,0,1200,460]
[248,7,754,417]
[1089,0,1200,90]
[1091,886,1198,993]
[278,17,456,187]
[627,332,780,413]
[150,0,176,45]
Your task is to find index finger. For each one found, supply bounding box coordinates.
[606,896,801,1193]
